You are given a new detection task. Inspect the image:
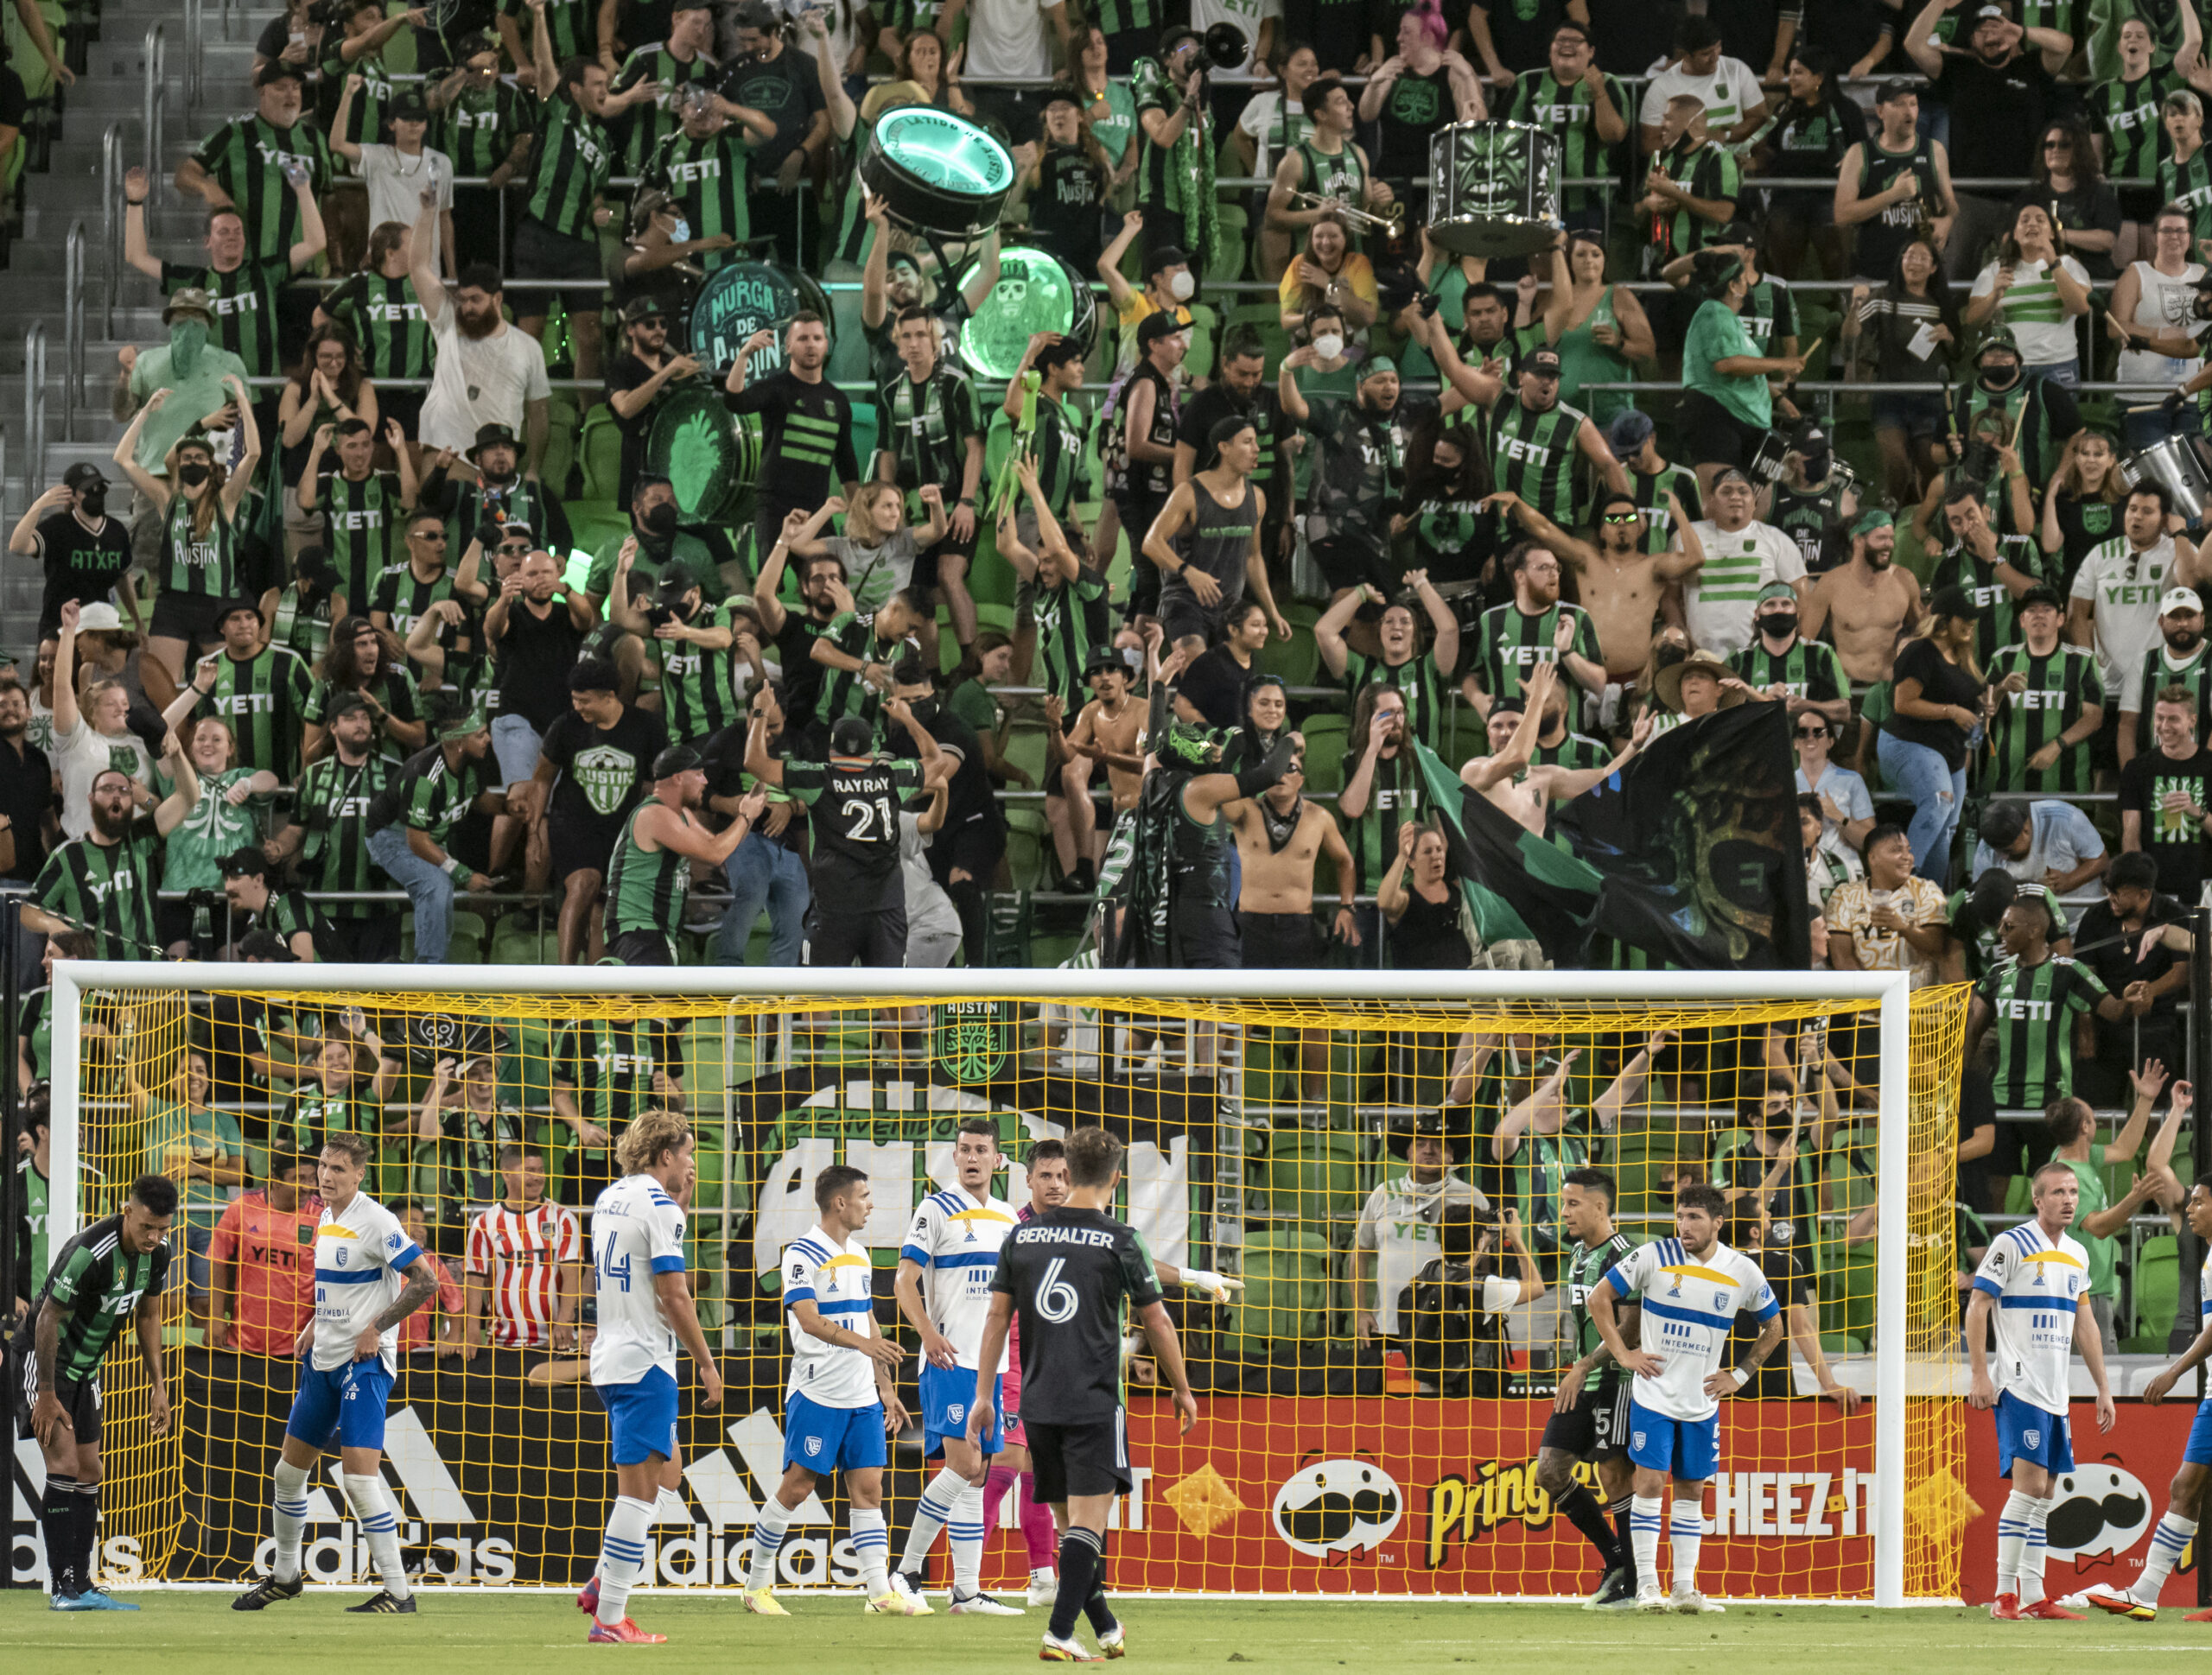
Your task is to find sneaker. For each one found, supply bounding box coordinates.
[1039,1632,1098,1662]
[1671,1586,1724,1615]
[577,1575,601,1615]
[52,1589,140,1612]
[950,1590,1025,1615]
[232,1575,304,1612]
[889,1570,934,1615]
[1097,1623,1126,1659]
[1027,1570,1058,1607]
[2088,1588,2157,1621]
[1635,1583,1669,1615]
[1990,1592,2024,1621]
[1584,1568,1635,1612]
[2019,1598,2086,1621]
[588,1617,667,1644]
[742,1588,789,1616]
[865,1591,921,1615]
[344,1589,417,1614]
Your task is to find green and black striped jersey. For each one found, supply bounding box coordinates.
[1505,68,1630,214]
[1084,0,1160,34]
[367,741,483,845]
[433,79,535,177]
[282,1083,384,1155]
[33,833,160,961]
[816,612,901,731]
[189,114,332,265]
[1342,758,1421,892]
[2089,67,2185,183]
[615,43,721,171]
[1033,570,1110,722]
[335,275,435,384]
[500,0,594,62]
[22,1215,168,1386]
[875,359,984,503]
[1342,649,1446,753]
[1986,643,2102,794]
[1487,395,1587,533]
[322,45,396,149]
[1532,731,1610,771]
[1500,1121,1592,1267]
[2126,642,2212,750]
[199,644,313,777]
[1929,535,2043,671]
[1471,600,1603,710]
[315,470,409,606]
[1728,636,1847,704]
[294,750,395,918]
[1567,1230,1636,1360]
[553,1015,684,1143]
[372,563,474,676]
[605,802,690,938]
[253,886,339,961]
[657,603,742,743]
[522,91,613,241]
[161,257,290,378]
[1629,459,1701,555]
[642,126,752,261]
[1655,137,1741,263]
[162,498,241,601]
[1977,954,2107,1110]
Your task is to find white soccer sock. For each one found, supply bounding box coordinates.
[950,1481,987,1599]
[1669,1500,1704,1593]
[748,1499,793,1589]
[850,1506,890,1597]
[1630,1494,1663,1588]
[2136,1510,2197,1603]
[342,1473,411,1602]
[1993,1488,2032,1595]
[2019,1496,2052,1605]
[900,1464,966,1575]
[271,1459,310,1585]
[595,1495,653,1627]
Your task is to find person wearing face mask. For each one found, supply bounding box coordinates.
[1802,510,1927,685]
[1728,581,1851,729]
[1944,327,2082,492]
[15,466,138,650]
[639,88,772,279]
[1097,213,1203,378]
[586,475,726,621]
[1760,420,1858,578]
[2118,586,2212,765]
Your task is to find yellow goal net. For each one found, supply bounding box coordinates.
[39,968,1967,1604]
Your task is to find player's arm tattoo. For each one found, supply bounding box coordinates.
[373,1263,438,1331]
[34,1298,62,1393]
[1734,1313,1786,1378]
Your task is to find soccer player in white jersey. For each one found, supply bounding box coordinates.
[578,1110,723,1644]
[890,1118,1024,1615]
[745,1164,918,1617]
[232,1133,436,1616]
[2090,1163,2212,1623]
[1966,1159,2116,1621]
[1588,1182,1782,1616]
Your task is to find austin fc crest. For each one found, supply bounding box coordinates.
[932,1000,1010,1084]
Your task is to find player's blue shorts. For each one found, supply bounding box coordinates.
[1993,1387,2075,1477]
[2183,1396,2212,1468]
[1625,1398,1720,1481]
[596,1366,680,1467]
[918,1362,1002,1459]
[284,1356,394,1452]
[784,1391,887,1475]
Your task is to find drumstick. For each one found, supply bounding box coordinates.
[2009,396,2030,449]
[1796,334,1821,364]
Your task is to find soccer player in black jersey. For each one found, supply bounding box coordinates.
[970,1126,1196,1662]
[14,1173,176,1610]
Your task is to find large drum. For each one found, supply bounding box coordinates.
[859,106,1016,240]
[1428,120,1562,259]
[2122,434,2212,517]
[956,244,1098,381]
[684,259,834,384]
[645,382,764,523]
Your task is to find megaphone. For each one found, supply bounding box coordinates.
[1202,20,1248,67]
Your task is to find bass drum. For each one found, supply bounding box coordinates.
[1427,119,1562,258]
[645,380,764,524]
[2122,433,2212,517]
[858,105,1016,240]
[683,259,835,384]
[956,244,1097,381]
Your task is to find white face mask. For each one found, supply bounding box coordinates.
[1313,333,1344,361]
[1168,270,1195,301]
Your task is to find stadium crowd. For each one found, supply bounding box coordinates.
[7,0,2212,1400]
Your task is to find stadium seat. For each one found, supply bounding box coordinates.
[1260,1127,1367,1247]
[1223,1229,1333,1351]
[1819,1253,1877,1343]
[577,404,625,504]
[2133,1235,2178,1341]
[1298,713,1349,796]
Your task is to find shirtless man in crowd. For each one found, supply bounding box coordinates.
[1065,644,1149,868]
[1801,509,1924,682]
[1459,663,1651,835]
[1484,487,1701,682]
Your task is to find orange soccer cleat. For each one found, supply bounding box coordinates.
[577,1576,601,1615]
[2183,1608,2212,1622]
[588,1616,667,1644]
[1990,1592,2024,1621]
[2020,1599,2087,1621]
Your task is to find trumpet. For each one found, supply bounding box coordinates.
[1290,190,1405,236]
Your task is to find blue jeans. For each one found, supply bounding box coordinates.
[2024,358,2079,387]
[368,823,456,963]
[2123,395,2202,455]
[711,832,810,965]
[1877,732,1967,887]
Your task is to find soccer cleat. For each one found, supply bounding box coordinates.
[1039,1631,1099,1662]
[2184,1608,2212,1622]
[1671,1586,1724,1615]
[2020,1598,2086,1621]
[1635,1583,1669,1614]
[344,1589,418,1614]
[742,1587,790,1616]
[232,1574,304,1611]
[950,1589,1026,1615]
[1097,1623,1126,1659]
[1584,1567,1634,1612]
[889,1570,934,1615]
[1027,1569,1059,1607]
[865,1591,921,1615]
[588,1617,667,1644]
[1991,1593,2024,1621]
[577,1575,601,1615]
[2088,1589,2157,1621]
[52,1589,140,1612]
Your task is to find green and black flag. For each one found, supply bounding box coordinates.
[1410,740,1605,961]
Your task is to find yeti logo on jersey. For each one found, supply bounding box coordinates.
[2044,1464,2152,1562]
[1270,1456,1402,1558]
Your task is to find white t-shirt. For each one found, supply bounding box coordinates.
[310,1189,423,1374]
[52,717,154,841]
[357,144,454,275]
[899,810,963,964]
[1969,798,2106,885]
[588,1171,688,1386]
[2070,534,2181,701]
[899,1182,1014,1368]
[419,305,553,455]
[1967,255,2091,368]
[1191,0,1281,73]
[1971,1220,2088,1415]
[961,0,1063,80]
[1236,91,1309,178]
[781,1221,881,1407]
[1352,1170,1484,1336]
[1637,54,1765,132]
[1683,519,1805,655]
[2126,640,2209,717]
[1602,1234,1777,1422]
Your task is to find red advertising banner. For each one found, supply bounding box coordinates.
[1959,1400,2202,1607]
[1012,1398,1877,1599]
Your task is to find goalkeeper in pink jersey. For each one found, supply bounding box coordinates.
[986,1139,1075,1607]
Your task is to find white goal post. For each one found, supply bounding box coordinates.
[47,961,1928,1605]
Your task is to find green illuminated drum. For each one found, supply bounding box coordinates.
[645,383,764,523]
[1429,120,1563,258]
[956,245,1097,381]
[858,106,1016,239]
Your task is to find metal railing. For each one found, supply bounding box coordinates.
[142,24,167,182]
[99,124,123,339]
[181,0,202,111]
[22,321,46,492]
[61,221,85,446]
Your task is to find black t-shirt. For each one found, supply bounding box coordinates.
[1885,637,1983,769]
[1719,1135,1815,1234]
[2072,891,2189,1033]
[2119,745,2212,901]
[1472,0,1575,75]
[607,352,677,505]
[2014,180,2124,282]
[1373,63,1456,178]
[887,701,998,849]
[1583,0,1678,74]
[772,608,836,739]
[1729,1240,1811,1399]
[1281,0,1391,79]
[717,45,822,172]
[725,371,861,517]
[541,702,666,840]
[0,735,52,884]
[492,596,588,732]
[992,1204,1162,1424]
[1179,381,1288,498]
[1934,52,2056,182]
[36,511,134,593]
[1179,646,1254,731]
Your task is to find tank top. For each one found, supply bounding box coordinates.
[162,494,238,600]
[1170,792,1233,911]
[1553,286,1631,428]
[1033,143,1105,270]
[1767,473,1850,574]
[1390,885,1470,968]
[493,597,588,733]
[1121,361,1179,499]
[1856,134,1937,276]
[1165,479,1257,615]
[605,802,689,938]
[1296,136,1367,216]
[2118,258,2209,384]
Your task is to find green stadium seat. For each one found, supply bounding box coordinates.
[2134,1234,2178,1340]
[1298,713,1349,796]
[577,403,625,503]
[1819,1253,1878,1343]
[1223,1229,1333,1350]
[1261,1128,1368,1246]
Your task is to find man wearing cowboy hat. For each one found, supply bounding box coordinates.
[1653,646,1756,720]
[1679,466,1806,655]
[424,420,573,557]
[1351,1113,1488,1356]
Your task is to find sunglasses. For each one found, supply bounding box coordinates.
[1795,726,1827,739]
[1602,511,1639,525]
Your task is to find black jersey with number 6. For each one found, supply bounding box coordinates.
[991,1205,1161,1425]
[781,754,924,910]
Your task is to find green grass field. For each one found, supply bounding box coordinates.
[7,1593,2212,1675]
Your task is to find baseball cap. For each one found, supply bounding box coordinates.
[73,601,124,632]
[1520,346,1563,378]
[829,715,875,757]
[2018,583,2066,613]
[1144,244,1191,278]
[1929,583,1983,620]
[390,87,429,123]
[1085,644,1128,676]
[255,59,305,89]
[219,847,272,881]
[321,690,371,721]
[1875,77,1917,105]
[62,463,107,492]
[1711,466,1754,491]
[1040,81,1082,112]
[1976,326,2022,358]
[622,295,666,325]
[652,744,703,778]
[2160,587,2204,614]
[1136,310,1186,350]
[1789,419,1829,452]
[1606,409,1655,454]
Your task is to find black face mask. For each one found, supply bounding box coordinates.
[909,698,939,724]
[643,502,679,536]
[2171,628,2203,652]
[1978,361,2021,392]
[177,461,212,488]
[1797,448,1829,480]
[79,486,106,517]
[1762,612,1799,640]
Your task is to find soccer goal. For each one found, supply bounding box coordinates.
[28,963,1967,1607]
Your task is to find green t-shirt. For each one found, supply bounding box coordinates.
[124,343,253,475]
[161,767,261,893]
[2060,1143,2119,1299]
[1683,299,1771,429]
[141,1102,245,1221]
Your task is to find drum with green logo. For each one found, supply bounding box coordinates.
[1429,119,1562,258]
[955,244,1097,381]
[684,258,835,382]
[859,106,1016,239]
[645,381,764,523]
